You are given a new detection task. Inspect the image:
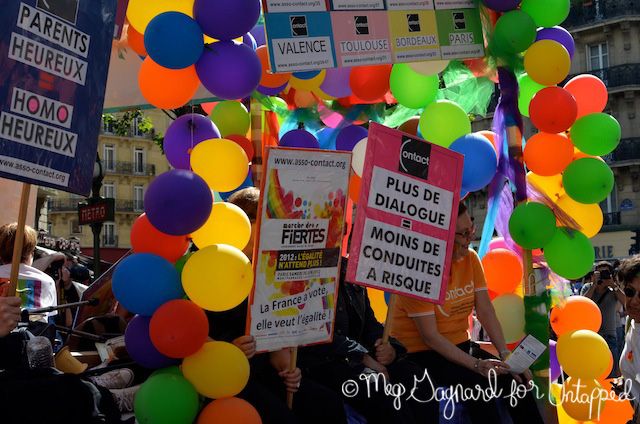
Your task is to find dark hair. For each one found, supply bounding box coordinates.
[617,255,640,287]
[595,261,614,273]
[458,202,468,217]
[228,187,260,221]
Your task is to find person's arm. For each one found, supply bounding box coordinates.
[269,349,302,393]
[0,297,21,337]
[582,283,596,298]
[31,253,65,272]
[610,283,626,305]
[412,314,508,377]
[474,290,509,358]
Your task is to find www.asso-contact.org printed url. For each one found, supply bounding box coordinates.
[269,0,323,7]
[0,156,68,184]
[274,157,349,170]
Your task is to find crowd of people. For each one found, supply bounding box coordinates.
[0,191,639,423]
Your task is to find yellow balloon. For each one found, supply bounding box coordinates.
[561,377,607,421]
[491,294,525,343]
[126,0,194,33]
[557,330,611,379]
[527,172,565,202]
[182,341,249,398]
[313,87,337,101]
[191,202,251,250]
[288,70,326,91]
[367,288,388,324]
[555,195,603,238]
[182,244,253,311]
[408,60,449,76]
[524,40,571,86]
[190,139,249,192]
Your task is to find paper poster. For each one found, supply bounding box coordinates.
[265,12,336,73]
[331,0,385,9]
[435,8,484,59]
[386,0,434,10]
[433,0,475,9]
[263,0,329,13]
[331,11,392,67]
[0,0,116,195]
[346,123,463,304]
[248,147,352,352]
[387,10,441,62]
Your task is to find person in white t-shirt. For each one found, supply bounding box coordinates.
[618,255,640,421]
[0,223,57,323]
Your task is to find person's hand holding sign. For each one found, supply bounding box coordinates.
[374,338,396,366]
[232,335,257,359]
[279,367,302,393]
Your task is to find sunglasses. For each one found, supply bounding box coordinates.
[623,287,640,300]
[455,225,476,239]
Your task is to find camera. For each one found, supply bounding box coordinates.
[597,269,612,284]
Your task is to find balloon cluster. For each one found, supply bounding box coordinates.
[112,111,259,421]
[548,297,632,422]
[127,0,262,109]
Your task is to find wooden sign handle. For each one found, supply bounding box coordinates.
[5,183,31,298]
[286,346,298,409]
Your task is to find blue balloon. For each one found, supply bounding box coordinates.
[317,127,338,150]
[249,24,266,47]
[113,254,184,316]
[383,291,391,305]
[293,70,321,80]
[279,129,320,149]
[336,125,367,151]
[449,134,498,193]
[219,169,255,200]
[125,316,179,369]
[144,12,204,69]
[243,32,257,50]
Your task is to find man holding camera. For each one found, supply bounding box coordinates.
[581,261,626,377]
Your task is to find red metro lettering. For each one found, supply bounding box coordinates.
[281,228,326,245]
[277,39,328,55]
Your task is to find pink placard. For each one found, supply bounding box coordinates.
[346,123,463,304]
[331,11,392,67]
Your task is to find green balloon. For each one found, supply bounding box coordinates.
[563,158,614,204]
[520,0,570,28]
[419,100,471,147]
[491,11,537,54]
[570,113,621,156]
[175,252,193,276]
[135,374,199,424]
[390,63,439,109]
[509,202,557,249]
[517,73,546,117]
[544,227,594,280]
[210,101,250,137]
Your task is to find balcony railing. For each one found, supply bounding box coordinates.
[569,64,640,91]
[564,0,640,28]
[103,161,156,176]
[102,235,118,247]
[49,198,144,214]
[603,212,621,226]
[115,200,145,212]
[603,138,640,164]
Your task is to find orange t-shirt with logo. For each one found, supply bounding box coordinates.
[391,249,488,353]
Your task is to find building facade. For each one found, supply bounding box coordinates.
[44,109,172,263]
[469,0,640,260]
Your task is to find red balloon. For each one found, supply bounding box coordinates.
[130,214,190,262]
[349,65,392,102]
[564,74,608,119]
[226,134,255,161]
[529,87,578,133]
[150,300,209,358]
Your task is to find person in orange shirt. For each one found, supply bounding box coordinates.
[391,202,543,423]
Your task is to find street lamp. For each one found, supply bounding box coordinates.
[90,154,104,277]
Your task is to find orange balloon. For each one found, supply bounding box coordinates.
[478,130,499,158]
[197,397,261,424]
[562,377,606,421]
[226,135,255,161]
[595,379,635,423]
[349,65,392,102]
[398,117,420,136]
[293,89,316,108]
[481,249,523,295]
[127,24,147,56]
[597,350,614,382]
[564,74,608,119]
[523,132,574,176]
[349,173,362,203]
[550,296,602,337]
[138,58,199,109]
[256,46,291,88]
[130,214,190,262]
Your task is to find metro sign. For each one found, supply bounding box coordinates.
[78,198,115,225]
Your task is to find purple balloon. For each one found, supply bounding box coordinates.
[536,26,575,58]
[125,316,179,369]
[193,0,260,41]
[196,41,261,100]
[243,32,257,50]
[481,0,521,11]
[144,170,213,235]
[336,125,367,151]
[319,68,352,98]
[279,130,319,149]
[164,114,220,170]
[256,82,288,96]
[249,24,266,47]
[550,340,561,381]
